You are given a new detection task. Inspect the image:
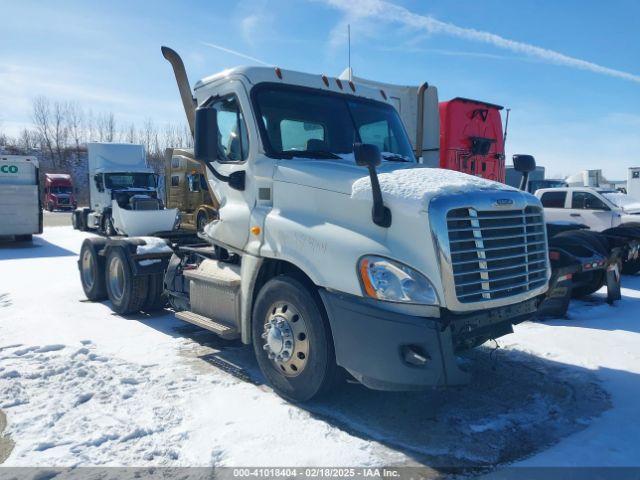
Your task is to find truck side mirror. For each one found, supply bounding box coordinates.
[94,174,104,192]
[512,154,536,192]
[194,106,219,164]
[513,154,536,173]
[353,143,391,228]
[195,103,245,191]
[354,143,382,168]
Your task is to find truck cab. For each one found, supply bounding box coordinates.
[165,148,218,232]
[536,187,640,231]
[78,48,550,402]
[44,173,76,211]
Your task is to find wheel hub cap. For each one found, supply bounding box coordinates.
[261,304,309,377]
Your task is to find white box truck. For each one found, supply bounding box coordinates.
[73,143,178,236]
[0,155,42,242]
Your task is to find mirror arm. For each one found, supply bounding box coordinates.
[203,162,245,191]
[366,165,392,228]
[519,171,530,191]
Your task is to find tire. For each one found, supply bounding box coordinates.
[196,211,208,233]
[105,248,148,314]
[79,238,108,301]
[252,276,338,402]
[15,234,33,242]
[622,258,640,275]
[47,203,54,212]
[571,270,606,298]
[142,273,167,312]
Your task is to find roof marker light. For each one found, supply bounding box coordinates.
[321,75,329,87]
[275,67,282,79]
[348,81,356,92]
[336,78,343,90]
[380,89,387,100]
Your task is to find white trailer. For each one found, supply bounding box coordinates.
[628,167,640,200]
[0,155,42,242]
[73,143,178,236]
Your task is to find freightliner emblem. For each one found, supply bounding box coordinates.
[494,198,514,207]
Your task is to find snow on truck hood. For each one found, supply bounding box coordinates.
[275,160,514,211]
[351,167,515,213]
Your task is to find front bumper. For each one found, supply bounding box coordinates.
[319,289,541,391]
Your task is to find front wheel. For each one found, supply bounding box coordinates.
[622,257,640,275]
[196,211,208,233]
[252,276,339,402]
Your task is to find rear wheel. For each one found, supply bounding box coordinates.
[47,203,54,212]
[105,248,148,314]
[252,276,338,402]
[79,238,107,301]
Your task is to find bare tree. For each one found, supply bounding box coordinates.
[32,96,56,166]
[52,101,69,166]
[18,128,38,151]
[65,101,85,163]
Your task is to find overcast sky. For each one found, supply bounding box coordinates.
[1,0,639,179]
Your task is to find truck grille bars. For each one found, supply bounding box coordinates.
[446,206,547,303]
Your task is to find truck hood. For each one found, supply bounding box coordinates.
[274,159,514,213]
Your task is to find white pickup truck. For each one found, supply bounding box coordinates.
[536,187,640,231]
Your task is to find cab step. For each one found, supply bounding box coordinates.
[175,311,239,340]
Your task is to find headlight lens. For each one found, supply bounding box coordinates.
[358,255,439,305]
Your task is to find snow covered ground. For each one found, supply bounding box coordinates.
[0,227,639,472]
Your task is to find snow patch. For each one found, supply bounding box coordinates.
[135,237,173,255]
[351,167,513,213]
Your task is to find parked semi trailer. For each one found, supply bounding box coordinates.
[0,155,42,242]
[72,143,178,236]
[77,47,551,402]
[44,173,77,211]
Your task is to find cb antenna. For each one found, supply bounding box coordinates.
[503,107,511,146]
[348,24,352,81]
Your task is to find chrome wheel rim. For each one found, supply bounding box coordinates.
[261,303,309,377]
[108,256,125,302]
[81,250,95,290]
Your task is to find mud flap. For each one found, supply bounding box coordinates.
[606,261,621,305]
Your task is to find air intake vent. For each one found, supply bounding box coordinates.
[447,206,547,303]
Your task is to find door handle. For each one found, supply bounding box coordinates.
[570,213,581,217]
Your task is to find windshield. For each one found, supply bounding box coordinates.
[253,84,415,162]
[602,192,640,210]
[104,173,155,190]
[51,186,72,194]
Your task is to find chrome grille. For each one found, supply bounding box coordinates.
[447,206,548,303]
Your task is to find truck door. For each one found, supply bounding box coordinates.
[539,190,569,223]
[200,85,260,251]
[568,191,614,231]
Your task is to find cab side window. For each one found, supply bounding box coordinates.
[572,192,609,211]
[540,191,566,208]
[170,175,180,187]
[212,95,249,162]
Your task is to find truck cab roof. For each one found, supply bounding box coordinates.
[194,66,393,105]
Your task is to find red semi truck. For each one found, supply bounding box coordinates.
[44,173,77,211]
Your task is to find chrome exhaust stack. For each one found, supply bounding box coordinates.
[161,46,196,137]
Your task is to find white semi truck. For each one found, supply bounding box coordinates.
[0,155,42,242]
[77,47,550,402]
[72,143,178,236]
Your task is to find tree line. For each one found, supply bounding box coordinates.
[0,96,192,173]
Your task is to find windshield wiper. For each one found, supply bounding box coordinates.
[280,150,341,160]
[382,153,411,162]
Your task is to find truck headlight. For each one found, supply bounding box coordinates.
[358,255,439,305]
